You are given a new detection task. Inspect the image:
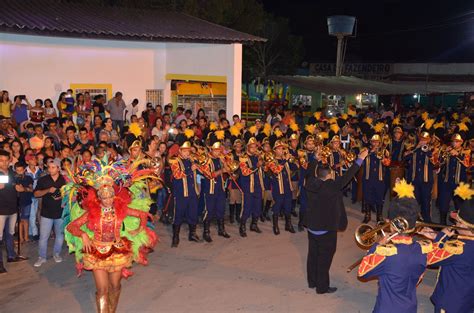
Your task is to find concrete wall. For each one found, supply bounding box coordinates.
[0,33,242,117]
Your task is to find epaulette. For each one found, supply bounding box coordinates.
[239,155,249,163]
[375,243,398,256]
[417,240,433,254]
[444,240,464,255]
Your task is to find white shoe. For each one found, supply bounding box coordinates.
[34,257,47,267]
[53,254,63,263]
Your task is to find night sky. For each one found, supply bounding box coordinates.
[262,0,474,63]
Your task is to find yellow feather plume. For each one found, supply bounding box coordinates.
[328,117,337,125]
[363,117,373,125]
[393,117,400,125]
[229,125,240,137]
[289,122,299,132]
[421,112,429,121]
[305,124,316,134]
[129,122,142,138]
[215,130,225,140]
[320,131,329,139]
[452,112,459,120]
[454,182,474,200]
[330,123,340,134]
[184,128,194,139]
[373,122,385,133]
[347,108,356,117]
[313,112,322,120]
[461,116,470,124]
[434,121,444,129]
[458,123,469,132]
[262,123,272,136]
[393,178,415,199]
[341,113,348,120]
[248,125,257,135]
[274,129,283,138]
[424,118,435,130]
[209,122,217,131]
[235,122,244,130]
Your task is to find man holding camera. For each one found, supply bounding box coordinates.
[33,158,66,267]
[0,150,27,273]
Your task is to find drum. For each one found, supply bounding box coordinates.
[389,166,405,199]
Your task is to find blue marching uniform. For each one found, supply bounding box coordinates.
[358,236,430,313]
[362,152,387,207]
[239,154,264,223]
[428,234,474,313]
[171,157,199,226]
[405,149,435,222]
[299,151,316,216]
[201,157,226,221]
[269,159,296,216]
[438,152,469,215]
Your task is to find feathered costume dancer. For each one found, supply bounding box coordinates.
[62,154,158,313]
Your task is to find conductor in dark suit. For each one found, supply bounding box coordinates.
[304,148,368,294]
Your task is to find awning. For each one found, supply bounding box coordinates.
[269,75,474,95]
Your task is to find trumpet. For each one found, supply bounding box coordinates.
[283,149,297,164]
[190,149,210,166]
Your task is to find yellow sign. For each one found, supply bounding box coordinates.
[165,74,227,83]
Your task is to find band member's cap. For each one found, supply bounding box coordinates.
[419,131,431,140]
[289,133,298,141]
[273,139,286,150]
[262,137,270,145]
[393,126,403,133]
[129,139,142,152]
[211,141,222,150]
[330,135,341,143]
[247,137,258,146]
[370,134,381,141]
[304,134,315,143]
[451,183,474,228]
[233,139,243,146]
[451,133,463,142]
[180,141,192,149]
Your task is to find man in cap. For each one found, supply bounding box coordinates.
[267,140,297,235]
[200,137,230,242]
[169,134,200,247]
[228,139,244,224]
[362,134,391,223]
[288,133,300,219]
[33,158,66,267]
[358,179,432,313]
[298,134,317,231]
[437,133,471,224]
[422,183,474,313]
[238,137,265,237]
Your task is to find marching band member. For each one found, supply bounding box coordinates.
[404,131,436,222]
[421,183,474,313]
[358,179,432,313]
[328,135,344,179]
[261,137,273,222]
[362,134,390,223]
[298,132,317,231]
[228,138,244,224]
[238,136,265,237]
[288,133,300,219]
[200,133,230,243]
[267,139,297,235]
[169,132,200,247]
[437,133,471,224]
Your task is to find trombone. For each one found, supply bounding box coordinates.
[347,217,410,273]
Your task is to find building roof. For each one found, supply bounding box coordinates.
[0,0,265,44]
[270,75,474,95]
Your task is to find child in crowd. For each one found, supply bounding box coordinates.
[14,162,34,243]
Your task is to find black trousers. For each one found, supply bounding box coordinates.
[306,230,337,292]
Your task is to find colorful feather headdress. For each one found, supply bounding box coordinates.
[393,179,415,199]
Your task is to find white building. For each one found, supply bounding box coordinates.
[0,0,264,119]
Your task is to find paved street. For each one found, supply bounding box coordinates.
[0,200,439,313]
